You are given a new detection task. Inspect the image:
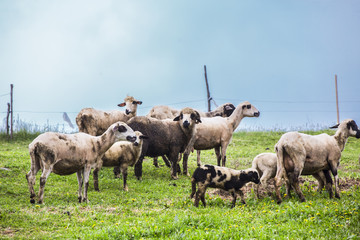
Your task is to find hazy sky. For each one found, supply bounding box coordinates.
[0,0,359,131]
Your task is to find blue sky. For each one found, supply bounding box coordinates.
[0,0,359,131]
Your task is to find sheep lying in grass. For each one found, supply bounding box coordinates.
[147,103,236,119]
[26,122,136,204]
[190,164,260,208]
[182,101,260,175]
[127,107,202,180]
[93,131,148,192]
[76,96,142,136]
[274,119,360,203]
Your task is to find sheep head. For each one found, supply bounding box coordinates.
[241,101,260,118]
[133,131,148,146]
[173,107,201,129]
[117,96,142,115]
[331,119,360,139]
[112,121,137,142]
[239,169,260,184]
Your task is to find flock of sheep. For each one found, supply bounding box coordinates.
[25,96,360,207]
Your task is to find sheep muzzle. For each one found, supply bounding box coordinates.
[183,121,190,128]
[125,109,132,115]
[126,136,137,142]
[254,111,260,117]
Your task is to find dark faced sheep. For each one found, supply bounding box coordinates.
[127,107,202,180]
[190,164,260,208]
[274,119,360,203]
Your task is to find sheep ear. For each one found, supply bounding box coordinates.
[173,116,180,121]
[330,123,339,129]
[137,101,143,105]
[118,102,126,107]
[195,111,202,123]
[140,135,148,139]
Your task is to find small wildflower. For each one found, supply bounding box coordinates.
[35,205,40,208]
[92,224,96,228]
[205,228,209,231]
[316,213,320,216]
[100,220,104,223]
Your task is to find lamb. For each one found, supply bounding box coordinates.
[26,121,136,204]
[76,96,142,136]
[251,153,327,199]
[190,164,260,208]
[274,119,360,204]
[93,131,148,192]
[182,101,260,175]
[127,107,202,180]
[147,103,235,119]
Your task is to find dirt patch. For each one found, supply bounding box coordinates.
[208,177,360,200]
[0,228,18,237]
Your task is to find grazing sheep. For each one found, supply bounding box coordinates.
[127,107,202,180]
[182,101,260,175]
[190,164,260,208]
[274,119,360,203]
[76,96,142,136]
[251,153,327,199]
[26,122,136,204]
[93,131,148,192]
[147,103,235,119]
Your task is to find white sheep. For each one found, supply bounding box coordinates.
[26,121,136,204]
[93,131,148,192]
[252,152,333,199]
[76,96,142,136]
[182,101,260,175]
[274,119,360,203]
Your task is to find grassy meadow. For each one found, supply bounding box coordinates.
[0,130,360,239]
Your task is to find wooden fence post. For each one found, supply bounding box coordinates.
[10,84,14,139]
[204,65,211,112]
[6,103,10,139]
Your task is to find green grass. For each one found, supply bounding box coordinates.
[1,131,360,239]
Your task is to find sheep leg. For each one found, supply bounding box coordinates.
[214,147,221,166]
[134,156,144,181]
[82,165,91,203]
[312,172,326,193]
[38,166,53,204]
[162,155,171,168]
[170,152,180,180]
[153,157,160,168]
[199,187,207,207]
[220,145,228,167]
[231,192,237,208]
[288,171,305,202]
[76,170,83,203]
[323,170,334,198]
[182,152,190,176]
[196,150,202,167]
[121,167,128,191]
[259,170,272,197]
[113,166,121,178]
[93,168,100,192]
[329,162,340,199]
[190,178,196,199]
[26,157,40,204]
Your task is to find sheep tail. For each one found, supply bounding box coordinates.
[275,144,288,184]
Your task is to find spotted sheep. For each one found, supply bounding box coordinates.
[26,122,136,204]
[274,119,360,204]
[93,131,148,192]
[76,96,142,136]
[127,107,202,180]
[183,101,260,176]
[190,164,260,208]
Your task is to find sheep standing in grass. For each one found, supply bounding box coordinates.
[190,164,260,208]
[274,119,360,203]
[26,122,136,204]
[93,131,148,192]
[76,96,142,136]
[128,107,202,180]
[182,101,260,175]
[252,153,328,199]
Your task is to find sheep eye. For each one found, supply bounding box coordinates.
[190,113,195,120]
[247,105,251,109]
